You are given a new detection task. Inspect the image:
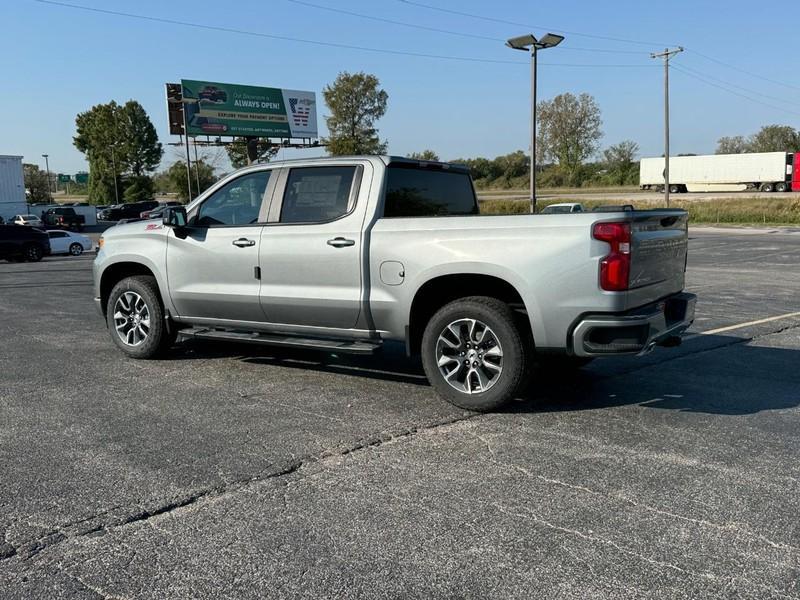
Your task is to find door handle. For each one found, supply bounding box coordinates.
[327,237,355,248]
[232,238,256,248]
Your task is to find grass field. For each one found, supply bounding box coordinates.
[479,197,800,226]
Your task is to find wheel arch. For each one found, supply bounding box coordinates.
[99,261,161,318]
[406,272,535,357]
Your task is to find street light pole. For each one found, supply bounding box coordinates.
[41,154,52,200]
[506,33,564,214]
[650,46,683,208]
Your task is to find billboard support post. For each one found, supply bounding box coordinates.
[182,105,193,202]
[193,140,201,194]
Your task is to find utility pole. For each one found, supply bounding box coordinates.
[650,46,683,208]
[530,44,538,214]
[41,154,52,200]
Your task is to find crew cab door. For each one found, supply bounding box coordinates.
[166,169,275,322]
[257,163,369,329]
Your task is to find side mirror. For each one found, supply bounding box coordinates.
[163,206,187,228]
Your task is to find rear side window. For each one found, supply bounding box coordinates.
[383,165,478,217]
[48,231,68,238]
[280,166,357,224]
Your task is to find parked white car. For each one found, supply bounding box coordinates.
[47,230,92,256]
[12,214,43,227]
[540,203,585,214]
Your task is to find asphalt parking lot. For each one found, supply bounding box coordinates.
[1,228,799,599]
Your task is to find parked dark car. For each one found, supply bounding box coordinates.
[0,224,51,262]
[100,201,159,222]
[141,202,183,219]
[44,207,86,231]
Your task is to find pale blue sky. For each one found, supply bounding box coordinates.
[2,0,799,175]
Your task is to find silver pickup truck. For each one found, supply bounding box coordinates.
[94,156,695,411]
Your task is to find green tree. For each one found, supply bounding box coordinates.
[537,92,603,185]
[118,101,163,177]
[748,125,800,153]
[226,138,280,169]
[323,72,388,155]
[716,135,748,154]
[23,164,51,203]
[163,160,217,201]
[123,175,155,203]
[74,100,163,204]
[603,140,639,185]
[407,150,439,161]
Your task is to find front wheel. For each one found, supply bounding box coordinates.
[421,296,528,412]
[106,275,173,359]
[69,243,83,256]
[24,243,43,262]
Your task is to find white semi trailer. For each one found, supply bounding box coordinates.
[640,152,799,193]
[0,155,28,223]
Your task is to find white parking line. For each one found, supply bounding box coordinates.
[686,311,800,339]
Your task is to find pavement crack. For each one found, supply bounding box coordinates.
[490,501,800,600]
[471,432,800,557]
[0,411,479,566]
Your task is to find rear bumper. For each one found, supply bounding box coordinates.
[571,292,696,357]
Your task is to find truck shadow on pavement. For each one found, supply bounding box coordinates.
[515,334,800,416]
[177,334,800,416]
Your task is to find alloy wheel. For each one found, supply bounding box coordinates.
[113,291,150,346]
[436,318,503,394]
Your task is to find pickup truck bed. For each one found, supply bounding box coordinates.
[93,156,695,411]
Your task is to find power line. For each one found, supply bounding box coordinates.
[395,0,674,48]
[671,65,800,118]
[31,0,658,68]
[677,63,800,108]
[684,49,800,93]
[285,0,649,55]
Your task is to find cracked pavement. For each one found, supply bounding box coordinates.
[1,229,799,598]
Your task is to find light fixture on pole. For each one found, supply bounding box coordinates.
[506,32,564,214]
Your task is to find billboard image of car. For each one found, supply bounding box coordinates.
[180,79,318,139]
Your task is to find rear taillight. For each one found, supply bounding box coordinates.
[593,221,631,291]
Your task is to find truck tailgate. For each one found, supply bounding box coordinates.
[627,210,689,308]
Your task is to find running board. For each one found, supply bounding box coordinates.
[178,327,382,355]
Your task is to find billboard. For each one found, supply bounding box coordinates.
[180,79,318,139]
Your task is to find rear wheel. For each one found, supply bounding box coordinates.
[669,184,681,194]
[69,243,83,256]
[106,275,173,359]
[775,182,788,192]
[760,182,775,192]
[24,243,43,262]
[421,296,528,412]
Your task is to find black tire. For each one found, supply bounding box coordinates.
[24,243,43,262]
[69,243,83,256]
[669,184,681,194]
[106,275,173,359]
[775,182,788,193]
[421,296,528,412]
[760,182,775,192]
